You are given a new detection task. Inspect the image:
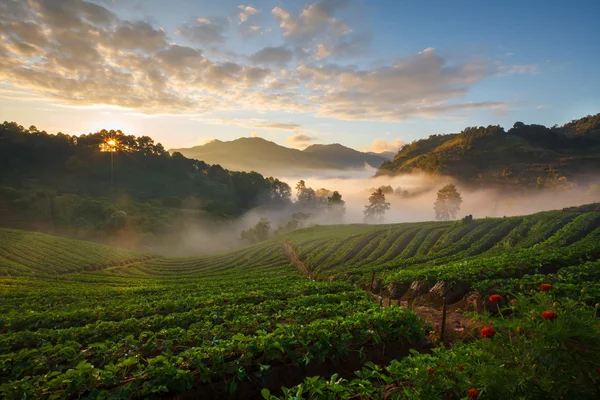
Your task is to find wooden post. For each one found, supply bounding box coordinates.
[440,296,447,342]
[370,271,375,292]
[387,297,392,307]
[379,284,383,305]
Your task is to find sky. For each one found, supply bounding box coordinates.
[0,0,599,153]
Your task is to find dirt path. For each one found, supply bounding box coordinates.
[281,241,313,279]
[374,296,482,344]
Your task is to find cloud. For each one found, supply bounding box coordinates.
[239,25,262,36]
[250,46,294,66]
[272,0,351,41]
[365,139,405,154]
[199,118,302,131]
[113,21,167,52]
[536,105,552,109]
[315,32,371,60]
[297,48,512,121]
[238,5,259,23]
[175,16,229,46]
[287,133,319,147]
[0,0,516,122]
[251,131,260,138]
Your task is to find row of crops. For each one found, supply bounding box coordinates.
[282,208,600,294]
[0,229,148,276]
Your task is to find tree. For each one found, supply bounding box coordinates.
[265,177,291,206]
[240,218,271,244]
[296,180,316,208]
[434,184,462,221]
[327,191,345,221]
[315,188,333,209]
[378,185,394,195]
[364,188,390,223]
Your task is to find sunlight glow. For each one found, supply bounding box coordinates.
[100,138,119,152]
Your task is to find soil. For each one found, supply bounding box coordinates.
[377,296,483,345]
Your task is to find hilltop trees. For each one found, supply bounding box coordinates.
[316,188,333,209]
[0,122,295,218]
[434,184,463,220]
[265,177,292,207]
[364,188,390,223]
[295,180,316,209]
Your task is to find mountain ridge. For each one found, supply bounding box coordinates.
[377,113,600,190]
[171,137,389,174]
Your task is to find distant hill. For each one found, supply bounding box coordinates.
[368,151,395,160]
[377,113,600,189]
[171,137,388,175]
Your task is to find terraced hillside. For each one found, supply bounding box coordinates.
[1,204,600,399]
[281,204,600,301]
[0,229,150,276]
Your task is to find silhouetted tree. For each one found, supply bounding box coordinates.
[434,184,462,220]
[327,191,346,221]
[296,180,316,208]
[364,188,390,223]
[379,185,394,195]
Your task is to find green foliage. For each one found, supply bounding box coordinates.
[0,240,424,399]
[0,122,289,218]
[376,113,600,188]
[271,293,600,399]
[2,204,600,399]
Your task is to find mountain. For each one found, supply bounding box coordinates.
[171,138,388,175]
[368,151,395,160]
[377,113,600,190]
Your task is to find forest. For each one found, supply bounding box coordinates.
[377,113,600,189]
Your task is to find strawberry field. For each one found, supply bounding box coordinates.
[1,204,600,399]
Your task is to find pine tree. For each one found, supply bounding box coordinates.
[364,189,390,223]
[434,184,462,220]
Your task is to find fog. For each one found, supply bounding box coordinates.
[280,166,600,223]
[149,167,600,256]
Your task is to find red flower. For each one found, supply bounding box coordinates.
[510,299,517,305]
[427,367,434,375]
[480,327,496,338]
[540,283,553,292]
[468,388,479,398]
[489,294,502,304]
[542,310,558,321]
[456,364,464,371]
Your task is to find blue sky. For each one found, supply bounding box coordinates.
[0,0,598,152]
